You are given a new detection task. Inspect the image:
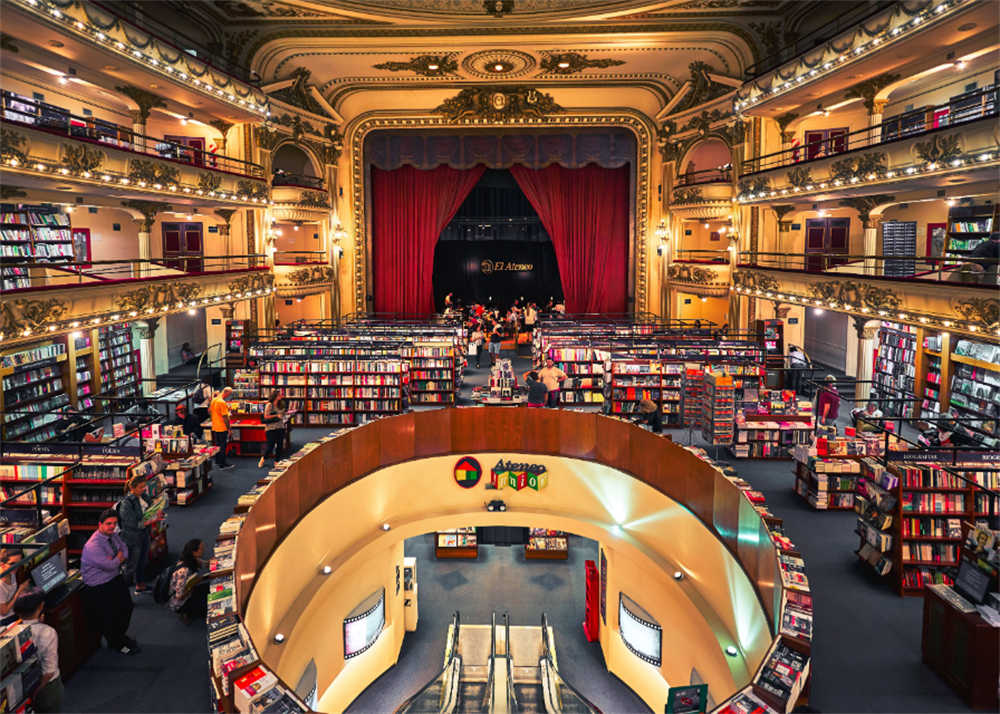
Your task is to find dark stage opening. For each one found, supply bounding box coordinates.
[432,169,564,311]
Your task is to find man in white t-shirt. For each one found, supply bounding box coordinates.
[0,551,28,621]
[14,588,61,712]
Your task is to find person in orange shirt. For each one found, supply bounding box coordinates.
[209,387,235,470]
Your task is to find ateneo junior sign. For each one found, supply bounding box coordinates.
[453,456,549,491]
[480,259,533,274]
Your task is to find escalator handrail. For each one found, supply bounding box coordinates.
[395,611,461,714]
[504,612,518,711]
[538,652,604,714]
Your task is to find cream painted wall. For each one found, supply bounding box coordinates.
[276,293,326,325]
[246,454,773,714]
[881,200,950,259]
[274,221,324,256]
[680,139,731,174]
[885,67,998,115]
[678,219,732,255]
[66,206,141,263]
[673,292,728,326]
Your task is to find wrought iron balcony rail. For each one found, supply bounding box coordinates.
[741,86,998,174]
[1,93,265,179]
[273,251,328,265]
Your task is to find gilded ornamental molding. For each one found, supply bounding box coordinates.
[0,298,68,338]
[539,52,625,75]
[432,86,562,123]
[807,280,901,312]
[732,270,779,293]
[115,282,201,313]
[374,55,458,77]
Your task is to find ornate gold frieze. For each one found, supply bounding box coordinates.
[732,270,779,293]
[432,86,562,123]
[236,180,269,201]
[0,129,27,164]
[299,190,329,208]
[128,159,180,186]
[115,283,201,313]
[672,187,704,205]
[807,280,901,312]
[838,194,895,224]
[198,172,223,193]
[667,263,724,285]
[229,273,275,295]
[0,298,68,336]
[285,266,335,286]
[61,144,104,174]
[914,134,962,164]
[786,166,813,189]
[952,297,1000,332]
[829,152,886,182]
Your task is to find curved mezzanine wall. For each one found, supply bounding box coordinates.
[232,410,788,713]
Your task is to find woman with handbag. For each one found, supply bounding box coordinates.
[258,391,288,469]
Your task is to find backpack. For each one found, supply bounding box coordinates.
[153,562,179,604]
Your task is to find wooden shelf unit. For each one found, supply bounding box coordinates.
[525,528,569,560]
[435,528,478,559]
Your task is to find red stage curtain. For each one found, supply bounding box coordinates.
[372,164,486,315]
[510,163,629,314]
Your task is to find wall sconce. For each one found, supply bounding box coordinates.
[657,243,668,257]
[333,223,348,242]
[654,219,668,242]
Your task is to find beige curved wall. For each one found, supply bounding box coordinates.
[245,454,773,714]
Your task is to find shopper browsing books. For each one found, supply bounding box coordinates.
[634,398,664,434]
[80,509,139,655]
[488,326,503,365]
[118,475,152,595]
[169,539,210,624]
[523,371,548,407]
[210,388,235,470]
[816,375,840,426]
[538,358,568,408]
[469,326,485,368]
[851,402,884,432]
[258,392,288,469]
[14,588,61,712]
[0,551,28,621]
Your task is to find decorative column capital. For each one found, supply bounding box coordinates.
[852,315,879,340]
[122,200,172,232]
[219,303,236,320]
[871,98,888,116]
[214,209,238,234]
[115,85,166,123]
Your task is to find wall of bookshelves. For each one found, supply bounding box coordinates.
[872,322,916,418]
[794,455,860,510]
[944,203,996,258]
[911,332,1000,449]
[546,346,607,406]
[402,342,457,405]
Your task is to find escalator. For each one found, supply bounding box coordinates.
[396,611,601,714]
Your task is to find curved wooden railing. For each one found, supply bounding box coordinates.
[230,408,803,711]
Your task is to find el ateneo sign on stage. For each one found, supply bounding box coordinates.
[480,259,533,274]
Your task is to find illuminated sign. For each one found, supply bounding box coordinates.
[480,259,533,274]
[490,458,548,491]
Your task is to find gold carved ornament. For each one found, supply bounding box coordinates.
[128,159,180,186]
[0,299,68,336]
[807,280,901,312]
[286,266,334,286]
[732,271,779,293]
[61,144,105,174]
[229,273,274,295]
[0,128,27,164]
[115,283,201,313]
[914,134,962,164]
[829,152,887,182]
[432,86,562,123]
[952,297,1000,332]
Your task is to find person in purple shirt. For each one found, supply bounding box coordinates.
[816,374,841,426]
[80,509,140,655]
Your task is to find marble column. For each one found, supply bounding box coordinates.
[853,316,880,403]
[135,318,159,396]
[868,99,887,146]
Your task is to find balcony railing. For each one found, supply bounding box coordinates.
[91,1,257,85]
[739,251,999,285]
[272,172,325,190]
[673,250,731,264]
[675,166,732,187]
[1,93,265,179]
[1,255,267,293]
[742,86,998,174]
[274,251,328,265]
[743,2,894,80]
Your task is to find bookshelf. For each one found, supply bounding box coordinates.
[546,346,607,406]
[435,527,478,559]
[231,368,259,400]
[402,342,457,405]
[920,333,944,420]
[733,391,814,459]
[98,323,139,400]
[947,340,1000,449]
[1,341,69,442]
[794,455,860,510]
[0,207,74,265]
[872,322,916,418]
[257,358,406,427]
[682,366,704,428]
[525,528,568,560]
[701,371,735,445]
[881,220,917,277]
[225,320,253,370]
[607,360,683,425]
[945,203,996,257]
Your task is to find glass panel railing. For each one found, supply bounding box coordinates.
[397,612,462,714]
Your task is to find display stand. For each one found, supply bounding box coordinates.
[435,528,478,559]
[525,528,568,559]
[701,372,735,445]
[794,455,861,510]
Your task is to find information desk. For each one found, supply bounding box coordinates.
[921,584,999,710]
